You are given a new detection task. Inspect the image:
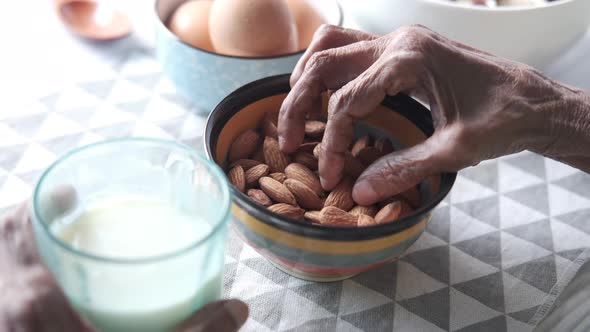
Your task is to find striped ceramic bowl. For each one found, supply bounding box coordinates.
[204,74,456,282]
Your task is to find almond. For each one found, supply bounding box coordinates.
[228,129,260,162]
[351,135,371,157]
[252,146,266,163]
[265,110,279,125]
[349,205,378,217]
[268,203,305,219]
[306,112,323,121]
[399,199,414,218]
[297,142,319,153]
[375,137,394,155]
[324,177,354,211]
[247,189,273,207]
[259,177,297,206]
[319,206,357,226]
[303,137,320,144]
[304,210,321,224]
[304,120,326,138]
[245,164,269,187]
[357,214,377,227]
[375,201,403,224]
[269,172,287,183]
[263,137,290,173]
[228,166,246,193]
[313,143,321,159]
[284,163,323,197]
[230,159,261,171]
[262,112,278,139]
[284,179,323,210]
[344,151,366,179]
[400,186,421,208]
[294,151,318,170]
[226,116,424,227]
[357,147,381,166]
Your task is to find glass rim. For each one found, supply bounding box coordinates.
[32,137,232,265]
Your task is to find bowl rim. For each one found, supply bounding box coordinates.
[417,0,576,11]
[154,0,344,60]
[205,74,457,241]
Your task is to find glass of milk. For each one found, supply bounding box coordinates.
[30,138,231,332]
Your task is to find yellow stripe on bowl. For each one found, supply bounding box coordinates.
[232,204,429,255]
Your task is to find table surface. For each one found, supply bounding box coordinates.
[2,2,590,331]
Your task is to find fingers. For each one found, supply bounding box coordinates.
[353,140,439,206]
[1,266,95,332]
[291,25,376,87]
[400,24,494,57]
[0,202,39,267]
[353,129,469,205]
[1,185,77,269]
[175,299,249,332]
[28,270,95,332]
[37,185,78,222]
[318,52,425,189]
[279,39,381,153]
[1,203,25,237]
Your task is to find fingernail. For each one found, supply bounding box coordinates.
[224,300,249,328]
[353,180,378,205]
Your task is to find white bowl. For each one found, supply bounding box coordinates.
[339,0,590,68]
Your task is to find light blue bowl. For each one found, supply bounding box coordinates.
[154,0,342,112]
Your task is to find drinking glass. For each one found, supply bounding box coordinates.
[31,138,231,332]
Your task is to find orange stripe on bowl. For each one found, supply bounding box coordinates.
[268,248,397,275]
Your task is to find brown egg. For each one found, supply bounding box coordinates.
[209,0,298,57]
[287,0,327,50]
[168,0,214,52]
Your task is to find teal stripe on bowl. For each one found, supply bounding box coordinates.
[231,217,422,268]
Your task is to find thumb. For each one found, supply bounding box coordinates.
[353,134,458,206]
[175,299,249,332]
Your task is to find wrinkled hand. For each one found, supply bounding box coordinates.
[279,24,586,205]
[0,203,94,332]
[0,204,248,332]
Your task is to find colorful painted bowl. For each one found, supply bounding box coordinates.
[204,75,456,281]
[154,0,342,112]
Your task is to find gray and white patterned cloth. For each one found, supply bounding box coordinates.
[3,3,590,331]
[2,48,590,332]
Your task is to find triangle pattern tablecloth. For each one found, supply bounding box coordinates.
[1,50,590,332]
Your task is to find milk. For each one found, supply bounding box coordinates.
[51,195,222,332]
[54,196,208,259]
[72,275,221,332]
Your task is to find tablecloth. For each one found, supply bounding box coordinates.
[2,2,590,331]
[2,47,590,332]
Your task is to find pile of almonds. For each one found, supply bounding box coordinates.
[225,111,421,227]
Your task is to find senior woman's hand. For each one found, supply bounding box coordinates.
[0,204,95,331]
[0,203,248,332]
[278,25,590,206]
